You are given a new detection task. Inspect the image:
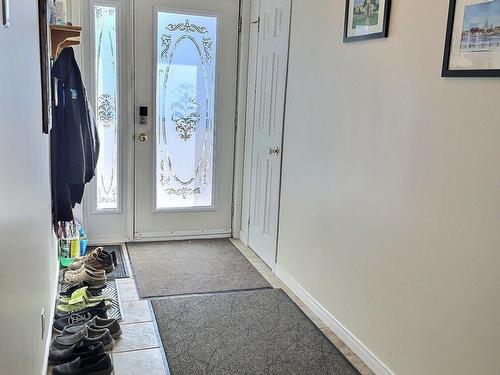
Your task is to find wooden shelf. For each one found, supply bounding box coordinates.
[50,24,82,59]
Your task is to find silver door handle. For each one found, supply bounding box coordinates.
[269,147,280,156]
[137,133,148,142]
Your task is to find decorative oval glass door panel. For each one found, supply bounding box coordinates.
[156,12,217,210]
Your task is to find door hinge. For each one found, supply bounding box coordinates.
[251,17,260,33]
[231,201,235,216]
[234,112,239,128]
[238,16,242,33]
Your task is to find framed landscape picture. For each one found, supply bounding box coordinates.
[344,0,391,42]
[443,0,500,77]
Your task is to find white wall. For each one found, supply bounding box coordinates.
[277,1,500,374]
[0,1,58,374]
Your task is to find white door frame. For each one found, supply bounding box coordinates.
[80,0,281,245]
[237,0,292,266]
[80,0,135,245]
[231,0,252,239]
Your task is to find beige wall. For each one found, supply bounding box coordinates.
[277,1,500,374]
[0,1,58,374]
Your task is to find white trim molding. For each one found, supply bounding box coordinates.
[42,247,60,375]
[274,264,395,375]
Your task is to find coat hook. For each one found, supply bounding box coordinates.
[1,0,11,28]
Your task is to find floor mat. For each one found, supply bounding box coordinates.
[86,245,129,279]
[127,239,271,298]
[151,289,360,375]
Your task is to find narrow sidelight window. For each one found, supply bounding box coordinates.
[94,5,119,211]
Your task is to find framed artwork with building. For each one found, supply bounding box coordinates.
[443,0,500,77]
[344,0,391,42]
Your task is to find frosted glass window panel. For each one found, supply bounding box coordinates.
[156,12,217,210]
[95,5,119,210]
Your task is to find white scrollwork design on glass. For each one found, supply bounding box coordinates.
[95,5,119,210]
[166,19,208,34]
[156,12,217,209]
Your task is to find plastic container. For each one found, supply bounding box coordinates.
[59,238,71,259]
[57,220,79,267]
[70,237,80,258]
[48,0,56,24]
[54,0,67,25]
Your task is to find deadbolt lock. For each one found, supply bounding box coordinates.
[137,133,148,142]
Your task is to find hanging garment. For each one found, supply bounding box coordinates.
[51,47,99,224]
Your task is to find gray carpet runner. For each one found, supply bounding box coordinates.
[151,289,360,375]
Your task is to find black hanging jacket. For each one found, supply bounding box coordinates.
[51,47,99,224]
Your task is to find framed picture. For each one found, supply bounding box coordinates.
[443,0,500,77]
[344,0,391,43]
[38,0,51,134]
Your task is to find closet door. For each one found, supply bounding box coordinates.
[133,0,239,240]
[247,0,291,267]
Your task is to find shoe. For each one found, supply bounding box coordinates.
[69,247,116,272]
[56,295,112,314]
[59,287,113,306]
[65,264,106,278]
[60,283,105,297]
[100,248,118,267]
[52,353,113,375]
[53,300,109,324]
[51,326,115,351]
[63,317,122,339]
[86,251,115,272]
[64,267,106,288]
[49,342,104,366]
[68,247,104,270]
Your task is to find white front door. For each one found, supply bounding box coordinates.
[247,0,291,266]
[134,0,239,239]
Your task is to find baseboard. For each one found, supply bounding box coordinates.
[274,264,395,375]
[42,258,60,375]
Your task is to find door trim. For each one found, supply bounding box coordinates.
[80,0,136,243]
[132,0,240,240]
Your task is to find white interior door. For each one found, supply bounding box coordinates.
[247,0,291,266]
[134,0,239,240]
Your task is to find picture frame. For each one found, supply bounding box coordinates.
[38,0,51,134]
[344,0,391,43]
[442,0,500,77]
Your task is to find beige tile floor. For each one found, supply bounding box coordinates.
[48,241,374,375]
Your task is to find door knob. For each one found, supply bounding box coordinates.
[269,147,280,156]
[137,133,148,142]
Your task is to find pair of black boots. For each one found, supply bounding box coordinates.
[49,342,112,375]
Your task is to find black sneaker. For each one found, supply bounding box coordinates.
[63,317,122,339]
[53,306,108,333]
[52,353,113,375]
[59,283,104,298]
[54,300,109,321]
[100,249,118,267]
[51,327,115,351]
[49,342,104,366]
